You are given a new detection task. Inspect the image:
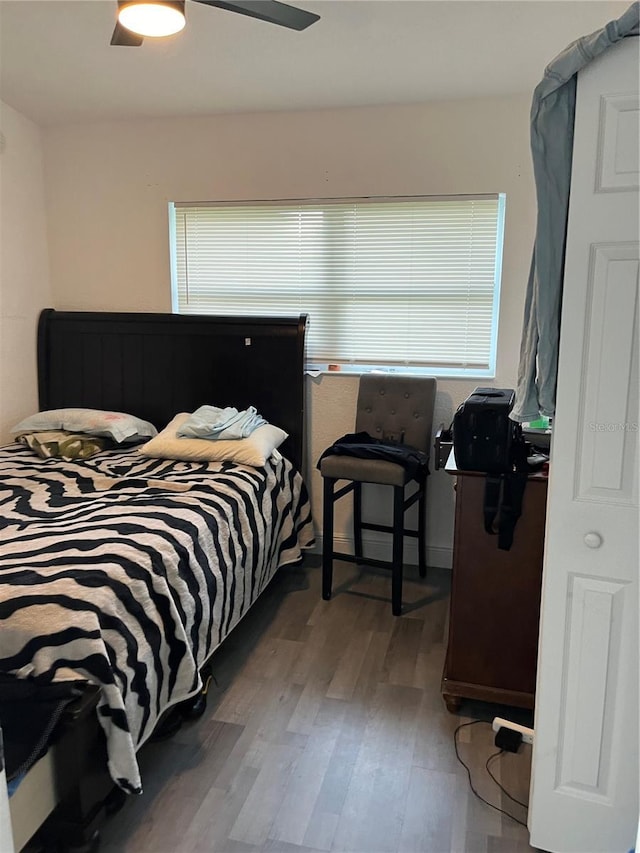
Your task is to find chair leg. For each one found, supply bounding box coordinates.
[418,479,427,579]
[391,485,405,616]
[353,481,363,564]
[322,476,336,601]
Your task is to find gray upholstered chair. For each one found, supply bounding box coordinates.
[319,374,437,615]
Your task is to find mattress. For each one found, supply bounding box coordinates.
[0,444,314,793]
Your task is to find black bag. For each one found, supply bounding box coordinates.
[453,388,528,551]
[452,388,518,474]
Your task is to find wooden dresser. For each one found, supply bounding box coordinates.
[442,455,548,712]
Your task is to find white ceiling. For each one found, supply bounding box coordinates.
[0,0,631,127]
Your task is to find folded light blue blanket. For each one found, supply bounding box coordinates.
[177,405,267,440]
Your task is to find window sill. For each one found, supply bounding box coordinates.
[305,363,496,380]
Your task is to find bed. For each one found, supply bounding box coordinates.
[0,309,314,850]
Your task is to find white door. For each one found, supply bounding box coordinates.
[529,37,639,853]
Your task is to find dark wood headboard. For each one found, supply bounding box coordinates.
[37,310,307,472]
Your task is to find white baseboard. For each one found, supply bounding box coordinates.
[309,532,452,570]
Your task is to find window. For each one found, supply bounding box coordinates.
[170,194,505,377]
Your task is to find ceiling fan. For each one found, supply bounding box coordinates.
[111,0,320,46]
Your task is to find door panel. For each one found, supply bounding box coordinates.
[576,243,638,503]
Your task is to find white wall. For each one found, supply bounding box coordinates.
[0,101,52,443]
[43,95,535,565]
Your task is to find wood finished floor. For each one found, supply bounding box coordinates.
[100,557,539,853]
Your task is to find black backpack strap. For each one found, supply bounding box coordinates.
[483,475,503,535]
[483,432,530,549]
[497,472,528,550]
[492,426,529,550]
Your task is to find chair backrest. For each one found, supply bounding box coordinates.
[355,375,437,454]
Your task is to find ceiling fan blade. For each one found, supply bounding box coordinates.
[110,21,145,46]
[193,0,319,31]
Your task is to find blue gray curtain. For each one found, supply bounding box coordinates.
[512,2,639,423]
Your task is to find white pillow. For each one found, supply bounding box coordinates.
[139,413,287,466]
[12,408,157,444]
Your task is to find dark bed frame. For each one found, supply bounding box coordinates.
[21,309,308,852]
[38,309,308,472]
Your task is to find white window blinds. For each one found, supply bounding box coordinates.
[170,194,505,376]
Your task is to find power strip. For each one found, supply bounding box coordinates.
[492,716,534,745]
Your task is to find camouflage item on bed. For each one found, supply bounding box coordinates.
[16,431,111,460]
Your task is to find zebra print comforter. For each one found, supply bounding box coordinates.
[0,444,314,793]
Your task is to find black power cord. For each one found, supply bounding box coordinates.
[453,720,528,828]
[486,750,530,810]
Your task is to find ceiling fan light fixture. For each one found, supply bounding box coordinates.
[118,0,186,38]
